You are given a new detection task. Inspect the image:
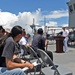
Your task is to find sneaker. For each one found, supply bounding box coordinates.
[65,50,69,53]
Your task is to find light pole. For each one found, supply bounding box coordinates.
[30,18,36,34]
[44,16,47,35]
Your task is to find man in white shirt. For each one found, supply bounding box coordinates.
[19,29,31,55]
[62,27,69,52]
[19,29,27,55]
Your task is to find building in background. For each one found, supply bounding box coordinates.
[67,0,75,28]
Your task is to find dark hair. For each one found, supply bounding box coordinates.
[0,26,3,30]
[2,29,5,33]
[22,29,26,35]
[46,34,50,39]
[10,26,23,38]
[37,28,43,34]
[27,33,31,37]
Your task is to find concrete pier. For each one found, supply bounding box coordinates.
[47,41,75,75]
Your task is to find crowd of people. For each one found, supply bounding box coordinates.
[0,25,72,75]
[0,25,34,75]
[0,25,53,75]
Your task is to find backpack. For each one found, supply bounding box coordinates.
[0,34,8,67]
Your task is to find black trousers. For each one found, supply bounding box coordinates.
[45,50,53,61]
[32,47,53,61]
[39,47,53,61]
[37,49,53,66]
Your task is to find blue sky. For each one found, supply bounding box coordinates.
[0,0,68,14]
[0,0,70,32]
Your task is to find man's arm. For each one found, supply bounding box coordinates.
[66,30,69,37]
[13,54,25,63]
[6,58,34,70]
[45,39,49,46]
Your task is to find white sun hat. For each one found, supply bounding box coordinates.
[5,28,11,33]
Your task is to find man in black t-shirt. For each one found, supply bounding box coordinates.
[32,28,53,61]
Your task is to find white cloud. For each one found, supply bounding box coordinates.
[0,11,18,28]
[46,21,58,26]
[17,9,41,25]
[61,24,68,27]
[0,9,68,33]
[45,9,68,19]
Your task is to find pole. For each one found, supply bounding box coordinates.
[44,17,46,35]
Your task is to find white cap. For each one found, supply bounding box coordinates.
[5,28,10,33]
